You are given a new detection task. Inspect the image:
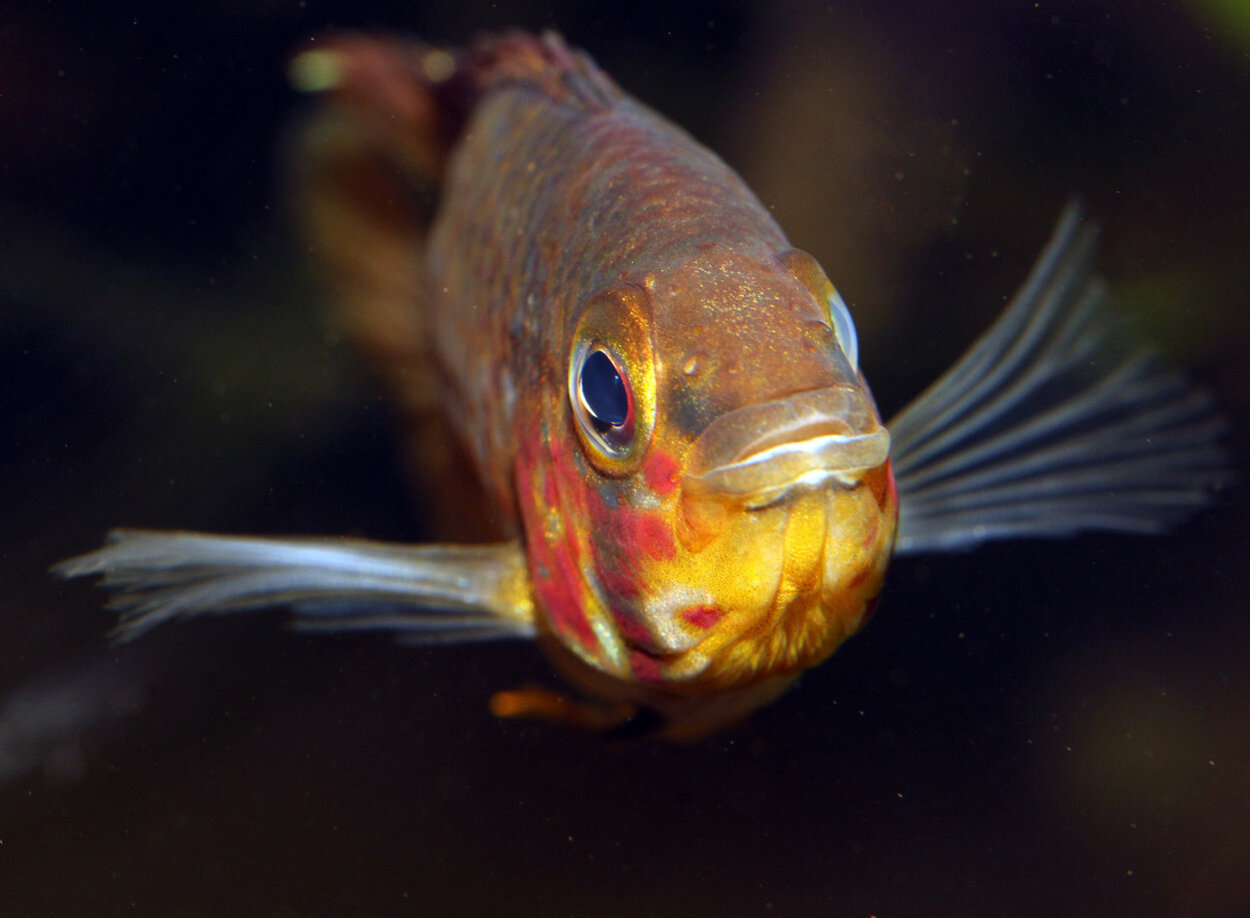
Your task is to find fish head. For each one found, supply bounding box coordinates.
[519,245,896,694]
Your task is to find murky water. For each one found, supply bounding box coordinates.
[3,2,1248,914]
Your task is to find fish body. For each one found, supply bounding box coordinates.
[422,36,893,720]
[56,32,1228,738]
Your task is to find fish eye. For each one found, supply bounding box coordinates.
[576,347,634,447]
[776,248,860,376]
[567,283,656,476]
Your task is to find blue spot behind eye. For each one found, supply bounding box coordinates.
[580,350,629,432]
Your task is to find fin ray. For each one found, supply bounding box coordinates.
[54,530,536,643]
[890,203,1230,554]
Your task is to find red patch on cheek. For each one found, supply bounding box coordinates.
[642,449,681,496]
[540,536,596,649]
[586,495,676,600]
[584,491,643,600]
[619,509,676,561]
[542,462,560,508]
[515,429,598,652]
[546,439,585,512]
[680,604,725,629]
[595,560,642,600]
[628,649,666,685]
[612,610,654,646]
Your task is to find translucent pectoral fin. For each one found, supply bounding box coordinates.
[54,530,536,644]
[890,203,1232,554]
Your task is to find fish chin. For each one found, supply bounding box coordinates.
[653,462,896,691]
[677,385,890,551]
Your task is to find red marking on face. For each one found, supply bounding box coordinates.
[545,433,587,513]
[680,604,725,629]
[642,449,681,496]
[582,488,642,600]
[541,460,560,508]
[628,649,666,685]
[618,507,676,561]
[595,556,642,600]
[515,425,597,652]
[539,533,597,650]
[584,489,674,603]
[611,608,654,646]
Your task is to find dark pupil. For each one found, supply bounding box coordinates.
[580,350,629,433]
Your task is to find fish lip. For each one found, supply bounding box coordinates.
[682,386,890,505]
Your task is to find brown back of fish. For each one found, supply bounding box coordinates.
[294,32,789,540]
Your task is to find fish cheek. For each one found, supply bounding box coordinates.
[516,401,660,674]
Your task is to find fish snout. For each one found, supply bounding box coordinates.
[681,386,890,512]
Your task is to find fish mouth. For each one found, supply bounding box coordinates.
[682,386,890,508]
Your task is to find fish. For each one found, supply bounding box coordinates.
[54,31,1230,739]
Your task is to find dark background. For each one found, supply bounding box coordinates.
[3,1,1249,914]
